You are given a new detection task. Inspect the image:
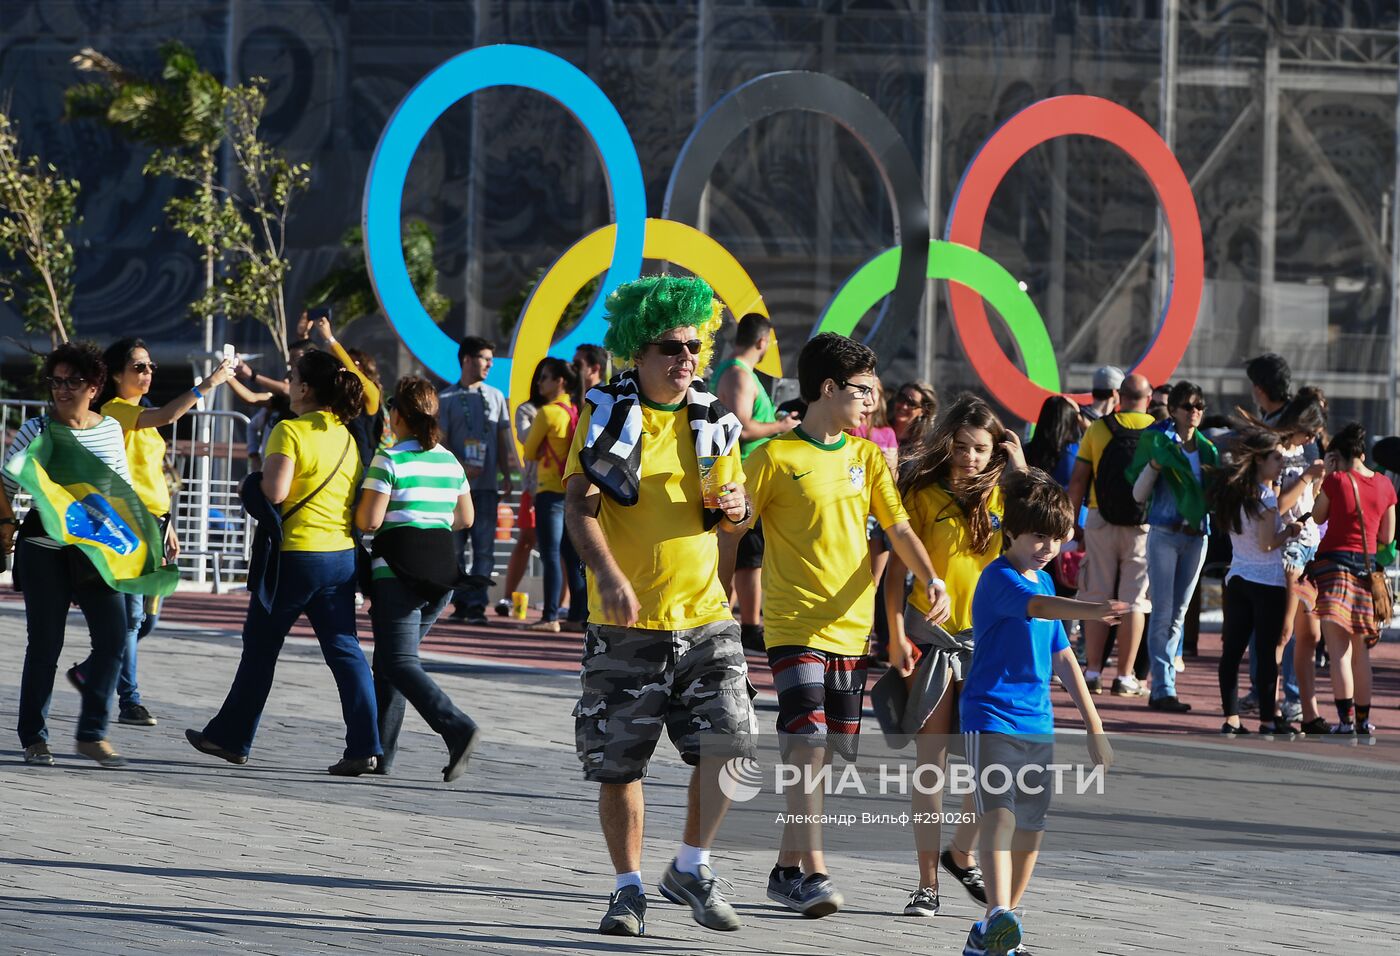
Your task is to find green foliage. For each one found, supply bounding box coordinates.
[0,109,80,345]
[497,267,601,344]
[306,220,451,332]
[67,46,311,360]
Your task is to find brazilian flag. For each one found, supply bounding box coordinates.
[2,424,179,597]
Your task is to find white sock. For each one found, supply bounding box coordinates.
[1085,669,1101,682]
[614,871,643,892]
[675,842,710,876]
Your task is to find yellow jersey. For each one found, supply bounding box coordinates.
[747,429,907,656]
[101,397,170,517]
[563,398,742,629]
[265,410,363,552]
[904,482,1005,633]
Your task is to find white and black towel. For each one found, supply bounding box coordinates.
[579,371,741,522]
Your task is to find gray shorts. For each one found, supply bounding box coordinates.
[574,619,757,784]
[963,732,1055,832]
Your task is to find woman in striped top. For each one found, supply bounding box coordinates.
[356,377,478,781]
[4,343,135,768]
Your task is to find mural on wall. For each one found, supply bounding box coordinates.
[365,45,1201,423]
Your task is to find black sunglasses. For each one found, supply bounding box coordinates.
[650,339,702,356]
[1177,401,1206,412]
[47,375,88,391]
[130,361,158,374]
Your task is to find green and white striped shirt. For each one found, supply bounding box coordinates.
[361,440,470,579]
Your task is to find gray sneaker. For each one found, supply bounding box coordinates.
[1281,700,1303,723]
[767,872,842,918]
[658,861,741,931]
[903,885,940,916]
[598,884,646,936]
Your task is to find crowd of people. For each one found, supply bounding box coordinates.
[0,280,1393,954]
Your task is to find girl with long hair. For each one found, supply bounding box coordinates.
[522,356,584,631]
[1210,427,1303,737]
[1270,387,1329,734]
[67,338,233,728]
[496,361,551,616]
[1024,395,1082,488]
[885,393,1025,915]
[1305,423,1396,738]
[356,377,478,781]
[188,349,382,774]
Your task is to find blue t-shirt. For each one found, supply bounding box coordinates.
[960,556,1069,735]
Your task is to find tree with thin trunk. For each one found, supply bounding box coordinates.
[0,107,80,347]
[66,43,225,347]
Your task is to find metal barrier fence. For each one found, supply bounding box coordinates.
[1,398,534,596]
[0,399,254,590]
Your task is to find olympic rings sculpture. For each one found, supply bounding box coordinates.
[364,45,1203,422]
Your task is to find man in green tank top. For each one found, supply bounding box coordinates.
[711,313,800,651]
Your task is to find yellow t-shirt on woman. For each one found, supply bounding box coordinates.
[904,482,1005,633]
[101,396,171,517]
[265,410,363,552]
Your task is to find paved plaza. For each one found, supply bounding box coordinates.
[0,598,1396,955]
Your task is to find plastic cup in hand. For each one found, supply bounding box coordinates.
[699,456,723,508]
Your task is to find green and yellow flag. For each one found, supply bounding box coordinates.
[2,423,179,596]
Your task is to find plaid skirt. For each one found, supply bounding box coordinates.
[1296,556,1380,639]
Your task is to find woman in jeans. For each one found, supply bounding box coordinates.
[521,357,584,633]
[68,337,234,728]
[358,377,478,781]
[1127,381,1218,714]
[4,342,135,767]
[186,349,381,774]
[1304,422,1396,738]
[1211,428,1302,738]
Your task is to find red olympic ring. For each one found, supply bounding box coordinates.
[946,95,1204,423]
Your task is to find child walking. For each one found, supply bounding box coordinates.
[959,469,1119,955]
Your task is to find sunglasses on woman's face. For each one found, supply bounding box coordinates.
[894,394,921,407]
[649,339,702,356]
[47,376,87,392]
[130,361,157,374]
[1178,401,1206,412]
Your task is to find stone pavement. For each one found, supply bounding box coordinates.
[0,600,1396,955]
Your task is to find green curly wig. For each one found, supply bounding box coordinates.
[602,275,725,376]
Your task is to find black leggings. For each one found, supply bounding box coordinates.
[1219,576,1288,722]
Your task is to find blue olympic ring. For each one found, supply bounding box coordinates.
[362,44,646,388]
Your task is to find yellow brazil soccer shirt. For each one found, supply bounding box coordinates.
[1076,411,1156,509]
[747,429,907,656]
[522,397,575,495]
[563,398,742,630]
[904,483,1004,633]
[101,397,171,517]
[265,410,363,553]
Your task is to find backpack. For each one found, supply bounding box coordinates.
[1094,416,1149,526]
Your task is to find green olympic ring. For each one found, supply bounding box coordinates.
[816,240,1061,394]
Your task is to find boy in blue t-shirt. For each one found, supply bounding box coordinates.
[959,469,1121,956]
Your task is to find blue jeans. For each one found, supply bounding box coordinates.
[534,490,586,623]
[370,576,475,772]
[74,591,146,709]
[1145,527,1207,701]
[202,549,380,759]
[453,489,498,613]
[15,540,126,744]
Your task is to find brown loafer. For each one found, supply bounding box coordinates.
[75,739,127,768]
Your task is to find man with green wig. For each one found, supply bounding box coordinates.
[564,275,756,937]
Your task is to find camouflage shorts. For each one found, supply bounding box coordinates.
[574,619,758,784]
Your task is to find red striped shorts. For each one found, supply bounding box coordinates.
[766,645,869,761]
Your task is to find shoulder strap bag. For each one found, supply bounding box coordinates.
[282,433,353,523]
[1346,471,1393,632]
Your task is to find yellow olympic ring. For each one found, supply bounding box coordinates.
[508,217,781,446]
